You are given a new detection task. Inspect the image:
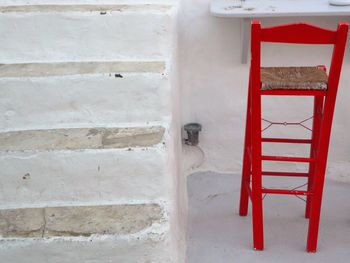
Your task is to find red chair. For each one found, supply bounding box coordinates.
[239,21,348,252]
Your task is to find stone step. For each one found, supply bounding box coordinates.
[0,62,168,131]
[0,127,168,207]
[0,61,165,77]
[0,204,163,238]
[0,204,173,263]
[0,126,165,151]
[0,5,175,63]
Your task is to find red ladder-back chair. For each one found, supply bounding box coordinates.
[239,21,348,252]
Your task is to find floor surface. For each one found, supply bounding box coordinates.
[186,171,350,263]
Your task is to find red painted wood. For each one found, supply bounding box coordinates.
[244,181,252,200]
[238,20,348,253]
[307,22,348,253]
[260,89,326,96]
[262,155,315,163]
[239,68,253,217]
[305,96,324,219]
[261,22,337,44]
[250,20,264,251]
[262,171,309,177]
[261,138,312,144]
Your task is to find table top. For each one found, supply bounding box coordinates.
[210,0,350,18]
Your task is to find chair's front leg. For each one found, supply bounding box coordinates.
[240,74,253,216]
[251,90,264,251]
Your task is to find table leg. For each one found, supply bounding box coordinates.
[241,18,251,64]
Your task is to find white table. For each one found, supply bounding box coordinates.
[210,0,350,63]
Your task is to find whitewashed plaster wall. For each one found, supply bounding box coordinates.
[0,1,186,262]
[179,0,350,182]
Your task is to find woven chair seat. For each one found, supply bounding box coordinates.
[261,67,328,90]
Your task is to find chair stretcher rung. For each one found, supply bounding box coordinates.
[262,138,312,144]
[260,89,326,96]
[262,188,312,196]
[262,155,315,163]
[262,171,309,177]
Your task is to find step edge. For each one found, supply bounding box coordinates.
[0,126,166,152]
[0,202,170,242]
[0,61,166,78]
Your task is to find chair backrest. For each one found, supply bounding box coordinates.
[250,21,348,95]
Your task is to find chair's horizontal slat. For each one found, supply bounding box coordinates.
[261,155,314,163]
[260,89,326,96]
[262,171,309,177]
[262,138,312,144]
[261,23,337,44]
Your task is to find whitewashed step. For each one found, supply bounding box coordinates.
[0,0,176,5]
[0,4,172,13]
[0,62,169,131]
[0,204,172,262]
[0,127,168,207]
[0,4,175,63]
[0,235,173,263]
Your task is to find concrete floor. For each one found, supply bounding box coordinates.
[186,171,350,263]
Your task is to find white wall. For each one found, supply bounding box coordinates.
[179,0,350,181]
